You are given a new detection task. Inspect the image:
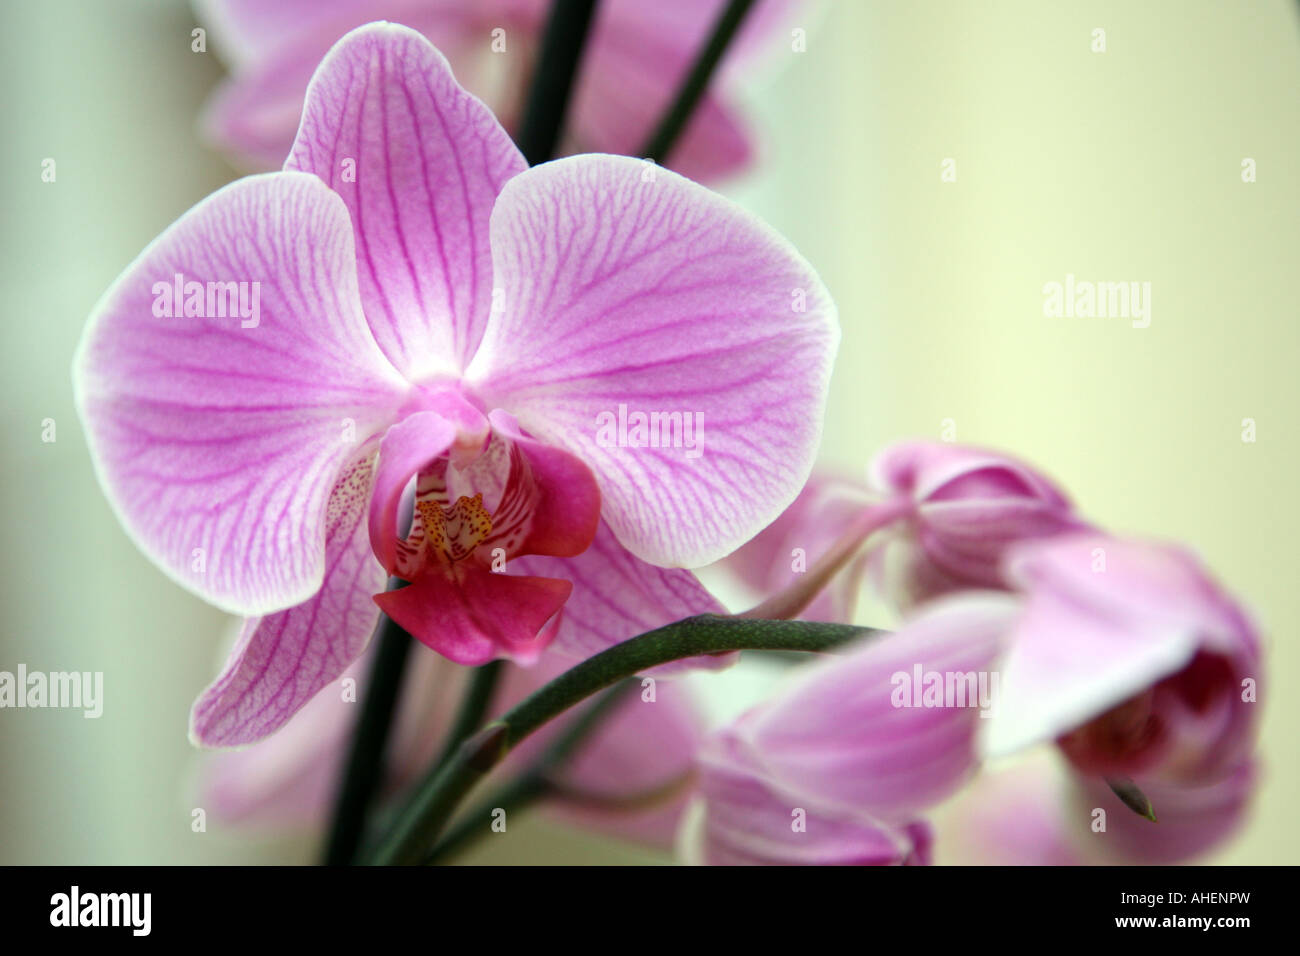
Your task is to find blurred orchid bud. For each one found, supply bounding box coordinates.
[867,441,1092,608]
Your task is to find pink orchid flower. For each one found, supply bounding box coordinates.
[73,23,837,746]
[719,441,1089,615]
[680,595,1016,865]
[987,533,1262,790]
[196,0,797,181]
[938,532,1262,864]
[720,469,1263,862]
[949,753,1257,864]
[199,642,707,850]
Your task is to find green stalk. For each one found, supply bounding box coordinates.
[368,616,879,864]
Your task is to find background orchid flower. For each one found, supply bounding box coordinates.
[196,0,798,181]
[987,533,1262,790]
[679,595,1017,865]
[199,642,706,851]
[947,753,1258,864]
[718,441,1088,618]
[73,23,838,747]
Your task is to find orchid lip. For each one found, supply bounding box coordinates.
[416,493,494,566]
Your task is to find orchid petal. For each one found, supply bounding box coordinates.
[74,172,407,615]
[375,568,570,666]
[190,453,386,747]
[511,520,730,675]
[744,594,1018,820]
[468,154,838,568]
[287,22,528,378]
[685,729,925,866]
[984,536,1239,759]
[367,410,462,574]
[484,410,602,559]
[198,645,468,823]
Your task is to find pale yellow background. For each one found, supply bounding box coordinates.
[1,0,1295,863]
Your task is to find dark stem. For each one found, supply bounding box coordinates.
[514,0,601,165]
[639,0,757,164]
[1106,776,1158,823]
[321,585,413,865]
[368,616,879,864]
[422,679,637,865]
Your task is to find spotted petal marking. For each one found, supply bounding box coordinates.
[419,493,493,564]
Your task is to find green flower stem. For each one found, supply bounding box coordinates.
[422,679,638,865]
[368,615,880,865]
[639,0,758,164]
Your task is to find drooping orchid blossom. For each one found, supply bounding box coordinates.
[73,24,837,747]
[196,0,799,181]
[981,533,1262,859]
[949,750,1258,865]
[714,442,1262,863]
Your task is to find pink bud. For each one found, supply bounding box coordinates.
[867,441,1091,607]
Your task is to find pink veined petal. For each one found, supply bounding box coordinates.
[510,519,731,676]
[485,409,602,560]
[196,660,362,823]
[74,171,408,616]
[189,452,387,747]
[743,593,1019,820]
[286,22,528,378]
[467,154,839,569]
[197,644,469,825]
